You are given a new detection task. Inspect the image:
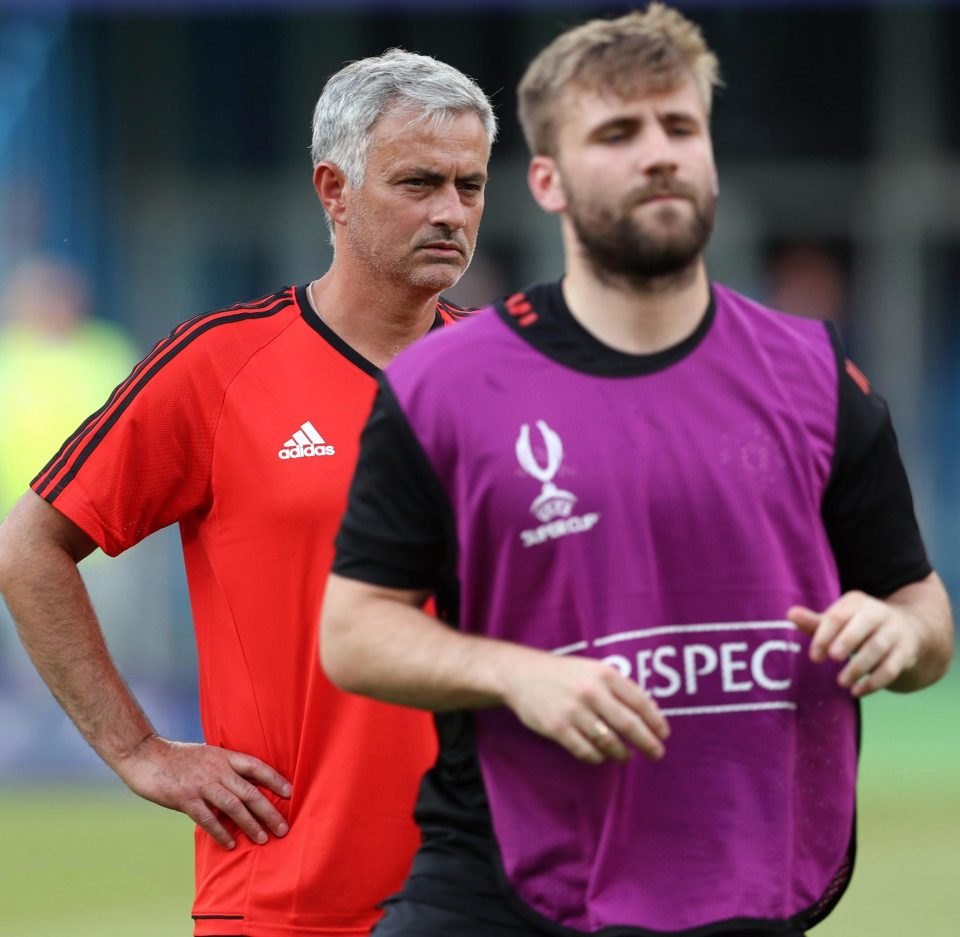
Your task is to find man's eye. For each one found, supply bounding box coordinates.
[598,129,630,144]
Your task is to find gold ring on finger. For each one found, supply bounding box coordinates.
[589,720,611,742]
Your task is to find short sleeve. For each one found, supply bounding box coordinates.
[822,349,931,596]
[31,332,225,556]
[333,378,453,590]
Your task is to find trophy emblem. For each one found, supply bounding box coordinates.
[515,421,578,522]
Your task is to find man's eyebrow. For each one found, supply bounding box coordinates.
[660,109,700,123]
[596,115,640,128]
[395,167,444,182]
[393,167,487,184]
[587,115,640,137]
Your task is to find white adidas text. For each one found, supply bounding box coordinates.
[279,443,336,460]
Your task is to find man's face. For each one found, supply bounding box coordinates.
[343,108,489,293]
[551,77,717,283]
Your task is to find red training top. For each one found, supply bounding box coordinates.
[32,285,468,936]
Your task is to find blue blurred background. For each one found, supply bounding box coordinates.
[0,0,957,932]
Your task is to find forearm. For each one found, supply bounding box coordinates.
[0,494,293,845]
[321,573,541,711]
[885,572,954,693]
[322,573,671,763]
[0,495,155,770]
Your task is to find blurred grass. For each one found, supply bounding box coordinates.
[0,784,193,937]
[1,671,957,937]
[814,667,960,936]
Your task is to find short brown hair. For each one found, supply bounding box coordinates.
[518,3,722,156]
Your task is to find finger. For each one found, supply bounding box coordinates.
[578,716,630,763]
[228,753,293,799]
[223,775,290,838]
[609,677,670,742]
[794,592,867,662]
[602,707,665,761]
[827,601,886,665]
[188,801,236,850]
[837,621,895,687]
[556,723,605,764]
[597,688,667,761]
[786,605,820,634]
[818,591,883,662]
[805,611,849,662]
[850,642,913,698]
[201,782,268,845]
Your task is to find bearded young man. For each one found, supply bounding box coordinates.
[0,51,495,937]
[321,7,952,937]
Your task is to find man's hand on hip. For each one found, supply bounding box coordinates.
[116,736,292,849]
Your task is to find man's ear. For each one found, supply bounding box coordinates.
[313,162,349,227]
[527,155,567,215]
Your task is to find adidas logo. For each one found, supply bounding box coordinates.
[278,421,336,460]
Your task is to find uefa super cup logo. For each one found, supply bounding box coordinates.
[515,420,578,522]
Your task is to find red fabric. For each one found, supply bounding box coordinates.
[36,287,441,936]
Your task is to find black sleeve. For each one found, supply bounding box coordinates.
[821,325,932,596]
[333,378,454,591]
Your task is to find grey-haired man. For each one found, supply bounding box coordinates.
[0,49,495,936]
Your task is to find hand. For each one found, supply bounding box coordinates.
[501,652,670,764]
[115,736,293,849]
[788,591,921,697]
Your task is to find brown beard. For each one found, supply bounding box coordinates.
[567,177,715,288]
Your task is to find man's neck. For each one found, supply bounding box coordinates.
[561,252,711,356]
[306,259,441,371]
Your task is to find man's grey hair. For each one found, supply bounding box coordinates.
[310,48,497,240]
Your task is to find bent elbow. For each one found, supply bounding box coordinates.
[319,602,371,694]
[319,623,354,691]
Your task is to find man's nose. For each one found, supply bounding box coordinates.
[429,185,468,230]
[640,126,678,175]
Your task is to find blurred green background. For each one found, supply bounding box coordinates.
[2,670,957,937]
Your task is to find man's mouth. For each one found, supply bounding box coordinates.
[635,189,689,206]
[420,241,464,256]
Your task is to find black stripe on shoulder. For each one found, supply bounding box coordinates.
[35,291,295,497]
[39,301,294,502]
[171,287,294,339]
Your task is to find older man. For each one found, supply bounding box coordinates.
[0,50,495,936]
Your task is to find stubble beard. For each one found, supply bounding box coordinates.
[346,201,472,295]
[568,184,715,292]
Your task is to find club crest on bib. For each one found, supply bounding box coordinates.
[516,420,577,521]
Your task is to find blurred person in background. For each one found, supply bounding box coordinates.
[765,241,849,327]
[0,255,137,516]
[0,50,495,937]
[321,6,953,937]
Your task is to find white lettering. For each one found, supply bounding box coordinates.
[752,640,802,691]
[635,650,653,690]
[278,443,336,460]
[519,512,601,547]
[683,644,718,695]
[720,642,753,692]
[561,632,803,706]
[651,646,682,698]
